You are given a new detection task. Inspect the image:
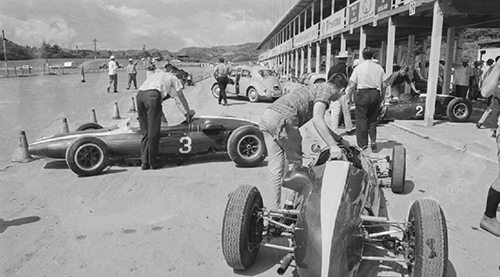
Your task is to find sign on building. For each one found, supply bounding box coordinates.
[349,2,360,25]
[375,0,391,15]
[320,9,345,38]
[359,0,375,22]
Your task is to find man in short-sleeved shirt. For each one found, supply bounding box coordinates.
[347,47,385,151]
[136,64,195,170]
[259,73,350,212]
[107,55,119,93]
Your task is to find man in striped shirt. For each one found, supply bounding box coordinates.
[259,73,350,211]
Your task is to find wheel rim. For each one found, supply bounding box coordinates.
[212,86,220,98]
[452,103,468,118]
[237,135,261,159]
[74,143,104,171]
[249,89,258,101]
[247,202,262,253]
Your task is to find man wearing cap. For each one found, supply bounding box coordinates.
[107,55,119,93]
[327,51,354,135]
[127,58,138,90]
[346,47,385,151]
[453,57,473,99]
[137,64,195,170]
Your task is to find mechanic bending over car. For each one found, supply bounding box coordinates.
[259,73,350,213]
[479,59,500,237]
[384,65,420,101]
[136,63,196,170]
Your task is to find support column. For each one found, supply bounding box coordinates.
[326,38,332,79]
[300,47,305,76]
[379,40,387,67]
[316,42,321,73]
[405,34,416,94]
[397,45,403,64]
[295,49,299,77]
[307,44,312,73]
[424,1,444,127]
[360,26,367,53]
[386,17,396,77]
[341,33,347,53]
[443,27,455,95]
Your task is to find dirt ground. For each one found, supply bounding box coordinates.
[1,71,499,276]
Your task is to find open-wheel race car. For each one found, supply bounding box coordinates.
[221,144,448,276]
[29,116,267,177]
[380,93,472,122]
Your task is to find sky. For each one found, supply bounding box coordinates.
[0,0,297,52]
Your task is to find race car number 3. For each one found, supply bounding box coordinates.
[179,136,192,153]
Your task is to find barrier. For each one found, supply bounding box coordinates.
[111,102,121,119]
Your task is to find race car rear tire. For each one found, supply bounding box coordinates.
[391,146,406,193]
[76,123,103,131]
[211,84,220,98]
[407,199,448,277]
[248,87,260,102]
[222,185,264,270]
[313,78,325,84]
[228,125,266,167]
[66,137,109,177]
[446,98,472,122]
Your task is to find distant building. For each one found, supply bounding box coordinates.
[478,39,500,62]
[176,53,189,62]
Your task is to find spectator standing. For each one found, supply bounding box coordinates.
[126,58,138,90]
[477,56,500,138]
[136,64,195,170]
[478,59,500,237]
[259,73,350,212]
[346,47,385,151]
[107,56,118,93]
[453,57,473,99]
[327,51,354,135]
[213,57,230,106]
[146,57,156,78]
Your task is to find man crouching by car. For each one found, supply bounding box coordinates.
[136,63,195,170]
[259,73,350,213]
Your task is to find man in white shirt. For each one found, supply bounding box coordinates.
[107,55,119,93]
[136,64,195,170]
[346,47,385,151]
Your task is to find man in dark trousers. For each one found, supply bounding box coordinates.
[479,58,500,237]
[213,57,230,106]
[346,47,385,151]
[136,64,195,170]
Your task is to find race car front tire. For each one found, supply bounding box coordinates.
[390,146,406,193]
[65,137,109,177]
[76,122,104,131]
[407,199,448,277]
[446,98,472,122]
[222,185,264,270]
[228,125,266,167]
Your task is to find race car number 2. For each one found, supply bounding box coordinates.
[415,105,424,117]
[179,136,192,153]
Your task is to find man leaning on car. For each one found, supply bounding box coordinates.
[136,63,195,170]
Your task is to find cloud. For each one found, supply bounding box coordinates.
[104,5,149,18]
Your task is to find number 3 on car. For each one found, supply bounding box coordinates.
[179,136,192,153]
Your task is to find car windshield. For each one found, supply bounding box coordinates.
[259,69,276,78]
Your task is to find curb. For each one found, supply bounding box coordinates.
[389,121,496,164]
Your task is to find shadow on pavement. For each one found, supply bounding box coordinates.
[0,216,41,233]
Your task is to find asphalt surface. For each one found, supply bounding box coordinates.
[1,73,500,277]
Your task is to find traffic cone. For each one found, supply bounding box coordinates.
[90,109,98,123]
[11,131,33,163]
[112,102,121,120]
[62,118,70,133]
[81,66,86,82]
[128,97,137,113]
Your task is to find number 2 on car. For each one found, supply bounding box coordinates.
[415,105,424,117]
[179,136,192,153]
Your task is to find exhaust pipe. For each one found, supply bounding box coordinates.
[277,253,293,275]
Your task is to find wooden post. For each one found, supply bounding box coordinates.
[295,49,299,77]
[386,17,396,77]
[307,44,312,73]
[300,47,305,76]
[424,1,444,127]
[406,34,416,94]
[326,38,332,79]
[341,33,347,53]
[443,27,455,95]
[397,45,403,65]
[379,40,387,68]
[360,26,367,54]
[315,42,321,73]
[2,30,8,77]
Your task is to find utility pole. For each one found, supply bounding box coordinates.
[93,39,97,59]
[2,30,8,76]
